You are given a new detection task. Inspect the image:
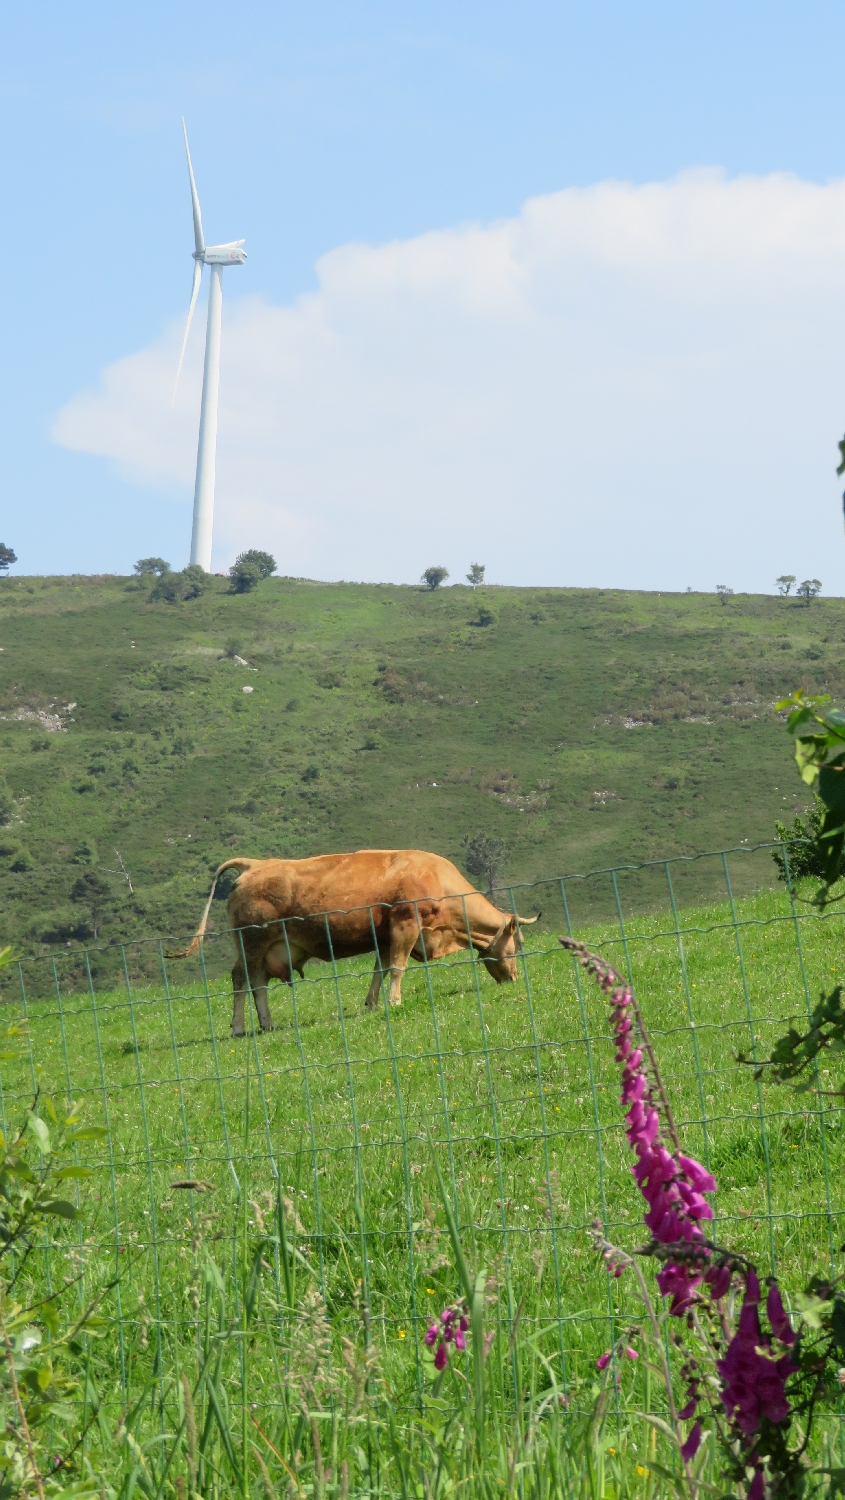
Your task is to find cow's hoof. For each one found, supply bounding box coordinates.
[389,996,403,1008]
[259,1021,278,1033]
[231,1030,246,1039]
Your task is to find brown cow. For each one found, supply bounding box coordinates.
[172,848,539,1036]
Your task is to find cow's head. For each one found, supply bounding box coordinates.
[479,912,540,982]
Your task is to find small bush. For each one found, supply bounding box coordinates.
[421,566,449,590]
[461,829,508,891]
[471,605,496,628]
[10,848,33,872]
[302,764,320,783]
[150,565,206,602]
[134,556,171,577]
[285,698,300,712]
[229,559,263,594]
[234,549,276,579]
[773,795,845,883]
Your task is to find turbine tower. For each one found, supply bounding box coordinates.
[173,120,246,571]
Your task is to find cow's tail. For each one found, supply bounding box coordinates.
[167,858,257,959]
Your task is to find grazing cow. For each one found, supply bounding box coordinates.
[171,848,539,1036]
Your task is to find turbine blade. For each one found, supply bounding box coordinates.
[171,260,203,405]
[182,117,205,256]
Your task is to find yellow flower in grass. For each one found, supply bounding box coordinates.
[637,1465,649,1477]
[398,1328,407,1339]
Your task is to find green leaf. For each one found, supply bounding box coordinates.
[25,1114,51,1155]
[41,1301,59,1339]
[795,1291,833,1328]
[65,1126,108,1143]
[52,1165,92,1180]
[39,1198,79,1219]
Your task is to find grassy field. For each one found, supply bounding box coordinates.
[6,848,845,1494]
[0,571,841,959]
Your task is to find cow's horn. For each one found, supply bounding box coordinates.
[516,911,541,924]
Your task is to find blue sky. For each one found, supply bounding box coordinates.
[4,3,845,586]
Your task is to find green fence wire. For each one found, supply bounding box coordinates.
[2,841,844,1433]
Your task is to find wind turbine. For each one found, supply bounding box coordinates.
[173,120,246,571]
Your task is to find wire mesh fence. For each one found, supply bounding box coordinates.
[2,840,843,1429]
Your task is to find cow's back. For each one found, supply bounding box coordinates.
[227,849,484,954]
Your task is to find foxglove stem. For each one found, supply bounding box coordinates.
[560,937,682,1150]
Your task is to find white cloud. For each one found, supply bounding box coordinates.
[53,168,845,589]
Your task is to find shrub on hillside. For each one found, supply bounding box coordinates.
[70,871,112,940]
[150,565,206,602]
[229,559,263,593]
[235,549,276,578]
[422,566,449,589]
[470,604,496,627]
[0,543,16,575]
[134,557,171,577]
[772,793,845,884]
[461,829,508,891]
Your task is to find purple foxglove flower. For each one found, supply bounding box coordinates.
[596,1351,611,1370]
[424,1324,438,1347]
[434,1342,448,1371]
[459,1315,469,1332]
[443,1324,454,1343]
[717,1270,794,1436]
[705,1263,732,1299]
[677,1154,717,1193]
[624,1346,638,1360]
[441,1308,455,1325]
[766,1282,796,1346]
[748,1471,765,1500]
[680,1423,702,1462]
[454,1327,466,1351]
[678,1396,698,1420]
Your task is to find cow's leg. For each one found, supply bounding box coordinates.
[385,921,421,1007]
[231,957,249,1037]
[243,953,277,1032]
[364,954,387,1010]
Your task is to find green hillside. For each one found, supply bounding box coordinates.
[0,572,834,957]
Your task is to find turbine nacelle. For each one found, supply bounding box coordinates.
[195,240,247,266]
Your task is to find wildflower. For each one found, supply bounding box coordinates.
[426,1303,468,1368]
[680,1423,702,1462]
[398,1328,407,1339]
[716,1268,795,1437]
[596,1351,612,1371]
[562,939,716,1315]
